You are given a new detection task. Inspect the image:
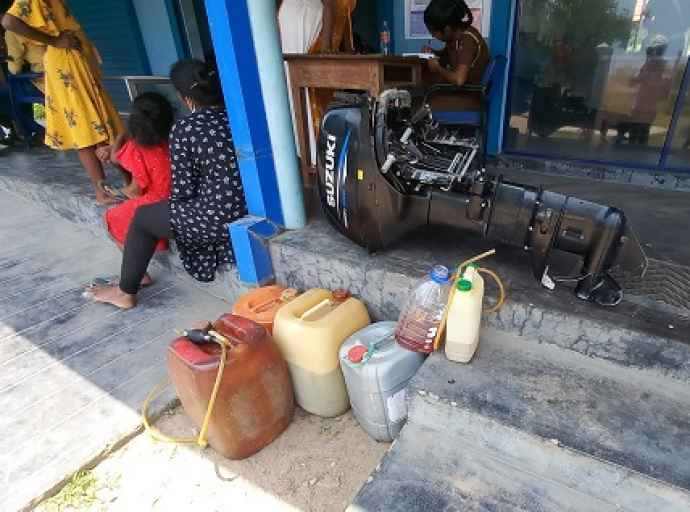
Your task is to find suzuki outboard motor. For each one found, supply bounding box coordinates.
[316,90,647,306]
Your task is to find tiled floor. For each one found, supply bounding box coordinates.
[0,190,231,511]
[0,148,246,303]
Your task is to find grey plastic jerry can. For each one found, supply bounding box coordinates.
[339,322,427,442]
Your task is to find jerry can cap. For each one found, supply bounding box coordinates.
[347,345,369,364]
[281,288,299,302]
[457,279,472,292]
[332,289,350,301]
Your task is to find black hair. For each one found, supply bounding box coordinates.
[424,0,474,33]
[128,92,174,147]
[170,58,223,107]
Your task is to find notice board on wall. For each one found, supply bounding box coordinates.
[404,0,491,39]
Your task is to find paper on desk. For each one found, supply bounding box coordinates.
[403,53,435,59]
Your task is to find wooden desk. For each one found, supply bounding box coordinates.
[284,54,426,181]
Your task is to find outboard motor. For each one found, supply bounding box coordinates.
[316,90,647,306]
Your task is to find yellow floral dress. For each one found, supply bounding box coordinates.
[7,0,123,150]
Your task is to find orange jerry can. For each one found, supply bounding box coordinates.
[167,314,295,460]
[232,285,298,334]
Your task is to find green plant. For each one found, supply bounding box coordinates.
[547,0,632,48]
[42,470,99,511]
[34,103,46,121]
[521,0,632,48]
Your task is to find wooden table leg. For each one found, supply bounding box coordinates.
[290,81,315,186]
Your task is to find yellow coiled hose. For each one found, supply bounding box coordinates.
[141,330,231,448]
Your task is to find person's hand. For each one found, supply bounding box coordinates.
[421,44,435,54]
[53,31,82,50]
[95,145,112,164]
[428,58,442,73]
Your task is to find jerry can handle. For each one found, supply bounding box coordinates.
[212,323,248,347]
[249,288,299,314]
[299,298,332,321]
[342,333,396,368]
[368,333,395,351]
[250,297,281,314]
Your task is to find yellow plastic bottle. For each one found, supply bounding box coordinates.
[446,266,484,363]
[272,289,371,417]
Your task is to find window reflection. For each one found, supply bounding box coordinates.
[507,0,690,168]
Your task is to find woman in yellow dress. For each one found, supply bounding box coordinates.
[2,0,124,204]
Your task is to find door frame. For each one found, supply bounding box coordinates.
[659,56,690,170]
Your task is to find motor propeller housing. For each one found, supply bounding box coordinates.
[316,90,647,306]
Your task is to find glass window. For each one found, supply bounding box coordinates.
[505,0,690,168]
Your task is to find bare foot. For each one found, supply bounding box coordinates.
[95,189,120,205]
[84,285,137,309]
[88,274,153,289]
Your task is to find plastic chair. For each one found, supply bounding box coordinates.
[423,55,507,161]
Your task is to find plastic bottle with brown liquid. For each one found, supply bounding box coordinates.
[167,314,295,460]
[395,265,452,353]
[232,285,299,334]
[272,289,371,417]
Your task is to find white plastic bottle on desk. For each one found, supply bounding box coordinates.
[445,266,484,363]
[380,20,391,55]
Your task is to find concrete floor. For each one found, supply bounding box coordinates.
[36,408,388,512]
[0,147,247,303]
[0,190,232,511]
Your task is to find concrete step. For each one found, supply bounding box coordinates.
[0,149,247,304]
[271,219,690,383]
[351,329,690,511]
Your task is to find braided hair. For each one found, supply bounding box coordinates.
[424,0,474,33]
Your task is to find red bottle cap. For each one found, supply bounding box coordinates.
[332,289,350,301]
[347,345,368,363]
